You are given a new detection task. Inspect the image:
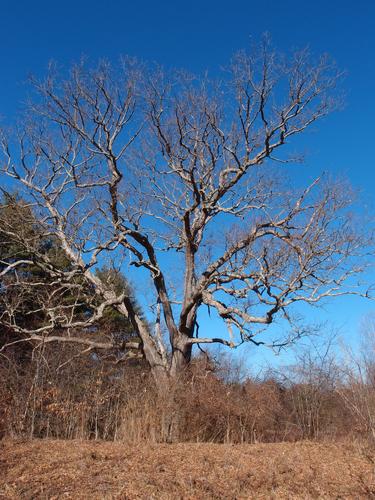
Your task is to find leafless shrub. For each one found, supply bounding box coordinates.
[3,325,375,445]
[337,315,375,441]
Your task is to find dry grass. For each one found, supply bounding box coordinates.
[1,439,375,499]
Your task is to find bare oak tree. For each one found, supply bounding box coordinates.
[0,42,371,398]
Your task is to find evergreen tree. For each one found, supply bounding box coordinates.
[0,194,142,362]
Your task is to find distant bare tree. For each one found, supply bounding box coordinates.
[0,40,372,426]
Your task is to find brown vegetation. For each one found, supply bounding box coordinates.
[2,320,375,499]
[1,439,375,498]
[2,336,375,444]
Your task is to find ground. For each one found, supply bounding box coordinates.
[1,439,375,499]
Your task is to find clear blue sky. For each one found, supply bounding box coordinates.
[0,0,374,367]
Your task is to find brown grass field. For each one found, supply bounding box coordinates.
[1,439,375,499]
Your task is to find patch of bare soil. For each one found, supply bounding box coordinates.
[1,439,375,499]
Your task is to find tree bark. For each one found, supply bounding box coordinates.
[146,337,192,443]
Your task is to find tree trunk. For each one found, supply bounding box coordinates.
[149,339,192,443]
[170,341,192,379]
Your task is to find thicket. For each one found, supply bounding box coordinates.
[2,337,375,444]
